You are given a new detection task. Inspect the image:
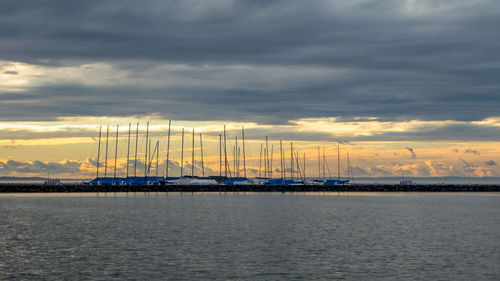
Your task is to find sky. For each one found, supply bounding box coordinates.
[0,0,499,179]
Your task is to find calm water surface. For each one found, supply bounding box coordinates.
[1,192,499,280]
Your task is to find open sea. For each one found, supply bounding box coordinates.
[1,192,499,280]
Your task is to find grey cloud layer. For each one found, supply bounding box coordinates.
[1,0,500,123]
[0,159,82,174]
[1,119,499,142]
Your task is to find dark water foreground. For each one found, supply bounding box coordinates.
[1,183,500,193]
[1,193,499,280]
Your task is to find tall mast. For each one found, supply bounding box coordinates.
[235,136,238,177]
[318,146,321,179]
[290,142,293,181]
[303,152,306,179]
[165,120,171,178]
[134,123,138,177]
[219,134,222,177]
[200,133,204,177]
[233,146,236,178]
[264,148,267,177]
[280,140,283,182]
[224,125,231,178]
[270,144,274,178]
[192,129,195,177]
[96,126,102,178]
[126,123,131,178]
[284,143,288,182]
[295,151,303,180]
[180,128,184,177]
[258,143,262,177]
[238,147,241,177]
[104,125,109,178]
[223,126,228,177]
[156,141,159,177]
[242,126,246,178]
[263,148,267,178]
[146,139,150,176]
[265,136,269,178]
[338,145,341,181]
[322,146,326,179]
[144,122,149,178]
[347,152,350,181]
[114,124,119,178]
[146,139,156,176]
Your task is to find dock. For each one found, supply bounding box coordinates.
[1,183,499,193]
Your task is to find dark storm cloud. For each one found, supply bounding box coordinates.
[1,0,500,123]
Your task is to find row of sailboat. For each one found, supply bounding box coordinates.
[88,121,351,186]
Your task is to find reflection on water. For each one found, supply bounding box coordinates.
[1,193,499,280]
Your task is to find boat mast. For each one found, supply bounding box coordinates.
[303,152,306,179]
[282,141,287,183]
[235,136,238,177]
[270,144,273,178]
[146,140,157,176]
[290,142,293,181]
[180,128,184,177]
[165,120,171,178]
[265,136,269,178]
[337,145,340,181]
[347,152,350,181]
[318,146,321,179]
[146,139,150,176]
[134,123,138,177]
[126,123,131,178]
[192,129,195,177]
[322,146,326,179]
[114,125,119,178]
[280,140,283,183]
[219,134,222,177]
[104,125,109,178]
[156,141,159,177]
[144,122,149,178]
[96,126,102,179]
[223,125,228,177]
[200,133,204,177]
[258,143,262,177]
[263,148,267,178]
[262,147,267,178]
[242,126,246,178]
[295,151,303,181]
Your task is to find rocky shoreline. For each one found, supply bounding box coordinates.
[1,183,499,193]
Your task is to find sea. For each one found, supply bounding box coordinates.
[1,192,499,280]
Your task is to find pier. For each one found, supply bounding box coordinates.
[1,183,499,193]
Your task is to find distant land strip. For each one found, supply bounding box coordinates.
[1,184,499,193]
